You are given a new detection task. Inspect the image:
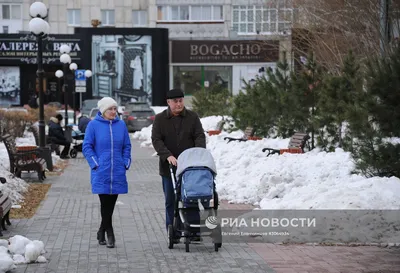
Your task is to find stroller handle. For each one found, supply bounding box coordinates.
[169,163,177,193]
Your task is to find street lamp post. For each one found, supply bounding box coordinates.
[55,70,63,102]
[69,62,78,124]
[59,45,71,129]
[83,70,93,111]
[29,2,49,148]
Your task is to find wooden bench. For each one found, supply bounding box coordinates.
[1,134,47,181]
[0,177,12,237]
[28,125,55,171]
[224,127,261,143]
[262,132,310,156]
[29,124,39,146]
[29,124,60,155]
[206,120,225,136]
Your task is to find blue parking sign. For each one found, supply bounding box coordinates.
[75,70,86,81]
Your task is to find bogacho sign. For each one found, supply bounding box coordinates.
[0,34,83,64]
[171,40,280,63]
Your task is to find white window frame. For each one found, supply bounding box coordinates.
[156,5,223,22]
[101,10,115,26]
[67,9,81,26]
[1,4,22,20]
[232,4,293,35]
[132,10,148,26]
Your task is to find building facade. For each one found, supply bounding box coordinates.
[0,0,294,106]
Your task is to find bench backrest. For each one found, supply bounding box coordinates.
[215,120,225,131]
[0,192,11,217]
[288,132,310,151]
[243,127,255,139]
[1,134,16,157]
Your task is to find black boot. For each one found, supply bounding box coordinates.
[106,229,115,248]
[97,229,106,245]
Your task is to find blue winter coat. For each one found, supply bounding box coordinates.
[82,112,132,194]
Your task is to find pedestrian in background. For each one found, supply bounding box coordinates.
[48,114,71,159]
[83,97,131,248]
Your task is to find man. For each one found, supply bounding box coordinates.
[151,88,206,242]
[78,114,91,133]
[48,114,71,159]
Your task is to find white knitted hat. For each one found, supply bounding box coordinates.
[97,97,118,115]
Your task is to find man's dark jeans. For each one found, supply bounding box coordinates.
[161,176,200,238]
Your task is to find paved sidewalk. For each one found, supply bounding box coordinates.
[6,140,275,273]
[250,243,400,273]
[5,140,400,273]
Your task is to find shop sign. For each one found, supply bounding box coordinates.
[0,34,83,65]
[172,40,279,63]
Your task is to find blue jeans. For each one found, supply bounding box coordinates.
[161,176,175,232]
[161,176,200,237]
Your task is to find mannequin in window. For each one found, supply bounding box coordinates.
[130,55,143,90]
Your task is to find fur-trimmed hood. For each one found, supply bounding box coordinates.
[50,117,59,123]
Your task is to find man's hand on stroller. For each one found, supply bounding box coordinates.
[167,156,177,166]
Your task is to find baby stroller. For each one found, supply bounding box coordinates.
[168,147,222,252]
[69,127,85,158]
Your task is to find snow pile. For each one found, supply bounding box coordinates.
[0,235,47,273]
[0,129,64,205]
[132,115,400,210]
[131,115,227,148]
[0,133,30,204]
[207,134,400,210]
[0,172,28,205]
[150,106,167,114]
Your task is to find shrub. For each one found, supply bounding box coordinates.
[191,85,233,118]
[0,110,35,138]
[27,106,58,125]
[0,106,58,139]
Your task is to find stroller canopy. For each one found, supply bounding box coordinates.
[176,147,217,178]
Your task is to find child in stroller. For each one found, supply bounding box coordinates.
[168,147,222,252]
[69,127,85,158]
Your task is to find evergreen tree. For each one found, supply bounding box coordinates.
[231,77,278,136]
[289,52,324,149]
[265,58,294,138]
[192,84,232,118]
[316,50,363,151]
[349,45,400,177]
[231,59,294,137]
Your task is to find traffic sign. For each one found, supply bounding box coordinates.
[75,69,86,81]
[75,80,86,86]
[75,86,86,93]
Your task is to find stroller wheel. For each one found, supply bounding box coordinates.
[70,149,77,158]
[167,224,174,249]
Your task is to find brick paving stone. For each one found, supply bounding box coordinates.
[249,243,400,272]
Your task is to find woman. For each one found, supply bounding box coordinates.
[83,97,131,248]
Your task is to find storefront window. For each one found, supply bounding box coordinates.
[173,66,232,96]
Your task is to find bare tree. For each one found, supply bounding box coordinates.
[292,0,400,73]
